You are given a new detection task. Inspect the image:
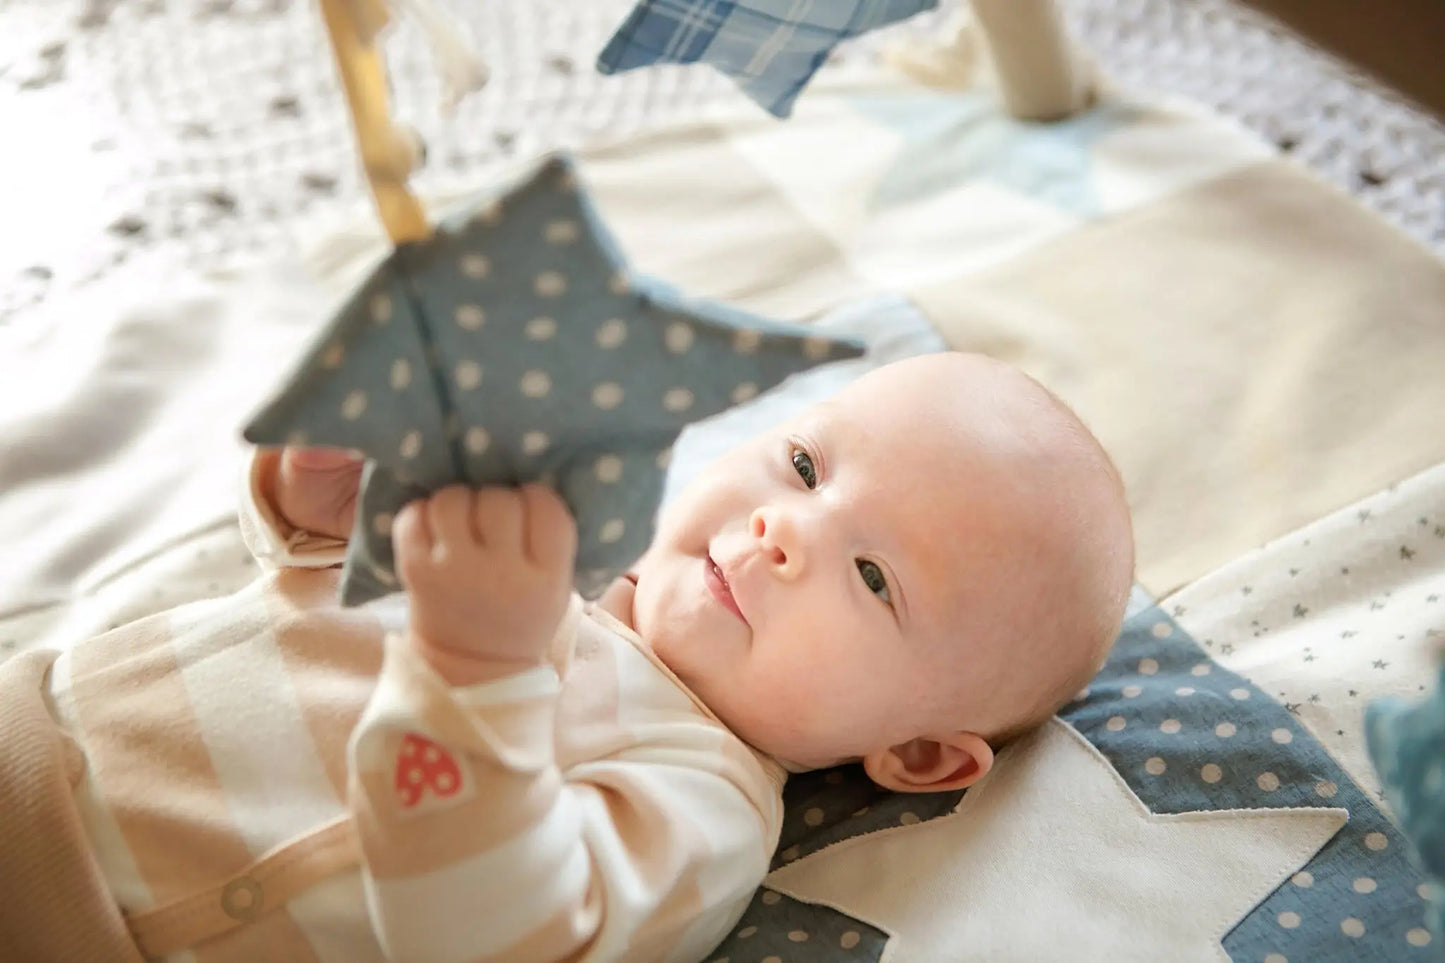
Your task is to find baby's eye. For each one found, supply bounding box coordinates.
[792,449,818,489]
[857,560,891,605]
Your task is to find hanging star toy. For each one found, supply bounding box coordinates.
[244,2,862,605]
[597,0,938,118]
[245,150,862,604]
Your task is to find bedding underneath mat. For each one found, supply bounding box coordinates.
[1,3,1442,962]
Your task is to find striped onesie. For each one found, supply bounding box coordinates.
[4,460,785,962]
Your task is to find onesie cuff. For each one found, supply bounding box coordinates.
[377,633,560,774]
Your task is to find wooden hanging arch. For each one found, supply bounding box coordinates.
[317,0,431,245]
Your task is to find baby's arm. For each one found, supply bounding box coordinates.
[348,486,773,963]
[239,447,363,569]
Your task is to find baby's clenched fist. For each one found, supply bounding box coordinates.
[267,447,364,541]
[395,484,577,686]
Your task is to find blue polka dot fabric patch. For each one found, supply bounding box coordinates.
[1069,607,1433,959]
[244,153,863,605]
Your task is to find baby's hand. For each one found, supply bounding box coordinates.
[268,447,365,541]
[395,485,577,686]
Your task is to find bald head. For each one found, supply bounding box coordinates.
[633,349,1134,777]
[848,352,1135,746]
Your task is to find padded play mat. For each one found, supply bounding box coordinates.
[2,1,1442,961]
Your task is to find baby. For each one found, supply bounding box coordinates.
[1,351,1133,963]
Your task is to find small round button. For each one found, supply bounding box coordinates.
[220,876,263,922]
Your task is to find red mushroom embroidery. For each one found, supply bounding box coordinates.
[395,733,464,809]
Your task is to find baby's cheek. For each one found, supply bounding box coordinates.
[740,659,834,743]
[657,477,723,529]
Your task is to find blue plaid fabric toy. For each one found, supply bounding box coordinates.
[1367,661,1445,945]
[596,0,937,117]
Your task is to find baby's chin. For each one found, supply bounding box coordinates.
[698,690,858,772]
[639,616,706,691]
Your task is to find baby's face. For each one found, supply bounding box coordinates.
[630,354,1074,771]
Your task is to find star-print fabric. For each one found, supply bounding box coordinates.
[244,154,862,605]
[595,0,938,117]
[1368,663,1445,946]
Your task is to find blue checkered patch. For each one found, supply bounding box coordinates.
[596,0,938,117]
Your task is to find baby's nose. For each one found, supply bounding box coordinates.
[750,507,802,577]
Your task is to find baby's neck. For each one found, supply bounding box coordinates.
[594,574,638,632]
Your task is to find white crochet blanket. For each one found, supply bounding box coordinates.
[1,0,1442,323]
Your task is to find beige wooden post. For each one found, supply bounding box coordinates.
[969,0,1093,120]
[318,0,431,245]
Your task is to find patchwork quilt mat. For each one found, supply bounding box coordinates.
[2,32,1441,963]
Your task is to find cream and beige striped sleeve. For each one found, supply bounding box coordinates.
[348,632,778,963]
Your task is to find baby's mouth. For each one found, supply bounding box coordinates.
[704,553,748,625]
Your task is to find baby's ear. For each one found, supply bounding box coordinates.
[862,732,994,794]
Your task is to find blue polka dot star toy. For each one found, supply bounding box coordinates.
[244,154,863,605]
